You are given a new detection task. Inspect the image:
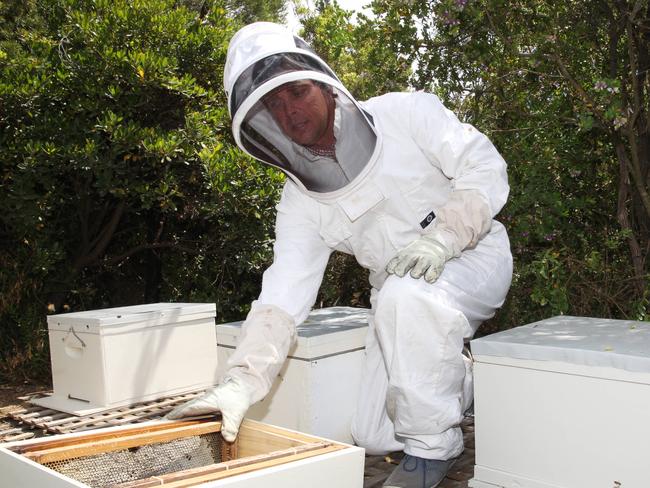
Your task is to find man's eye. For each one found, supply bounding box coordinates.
[291,86,308,98]
[266,98,281,110]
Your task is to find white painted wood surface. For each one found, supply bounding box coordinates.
[0,419,365,488]
[0,446,87,488]
[469,316,650,488]
[33,303,219,415]
[216,307,369,444]
[199,448,364,487]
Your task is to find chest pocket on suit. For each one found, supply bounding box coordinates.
[337,183,387,269]
[319,225,352,250]
[318,205,352,251]
[337,182,386,222]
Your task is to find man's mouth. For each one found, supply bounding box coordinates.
[291,119,308,132]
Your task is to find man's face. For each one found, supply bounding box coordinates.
[263,80,333,146]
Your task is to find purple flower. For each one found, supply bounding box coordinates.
[441,11,460,25]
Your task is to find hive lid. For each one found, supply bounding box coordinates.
[47,302,216,334]
[471,315,650,374]
[217,306,369,359]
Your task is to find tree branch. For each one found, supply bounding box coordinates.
[100,241,199,268]
[615,140,645,291]
[625,15,650,217]
[73,200,126,271]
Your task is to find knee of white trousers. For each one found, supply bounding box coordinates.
[373,274,472,355]
[375,273,432,309]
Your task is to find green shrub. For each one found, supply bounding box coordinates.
[0,0,283,382]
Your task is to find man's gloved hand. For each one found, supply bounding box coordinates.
[165,376,251,442]
[386,234,453,283]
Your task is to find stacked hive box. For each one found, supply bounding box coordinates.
[216,306,369,443]
[469,315,650,488]
[34,303,219,415]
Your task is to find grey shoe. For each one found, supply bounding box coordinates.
[383,454,458,488]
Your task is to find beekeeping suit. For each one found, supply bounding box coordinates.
[169,22,512,464]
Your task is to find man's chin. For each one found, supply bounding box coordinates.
[289,134,316,146]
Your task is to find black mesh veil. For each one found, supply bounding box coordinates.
[230,42,378,194]
[230,52,338,116]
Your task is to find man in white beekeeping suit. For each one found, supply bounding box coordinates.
[168,22,513,488]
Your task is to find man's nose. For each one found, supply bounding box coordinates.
[283,100,299,117]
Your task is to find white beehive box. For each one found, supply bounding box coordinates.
[0,418,365,488]
[216,306,369,444]
[468,315,650,488]
[34,303,219,415]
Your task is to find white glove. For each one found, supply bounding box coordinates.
[386,234,453,283]
[165,376,251,442]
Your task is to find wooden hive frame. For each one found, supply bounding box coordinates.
[0,419,364,487]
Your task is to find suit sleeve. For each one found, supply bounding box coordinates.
[225,182,332,402]
[256,181,333,324]
[408,92,509,255]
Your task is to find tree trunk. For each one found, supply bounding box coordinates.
[615,141,646,293]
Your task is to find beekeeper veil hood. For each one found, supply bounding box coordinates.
[224,22,379,195]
